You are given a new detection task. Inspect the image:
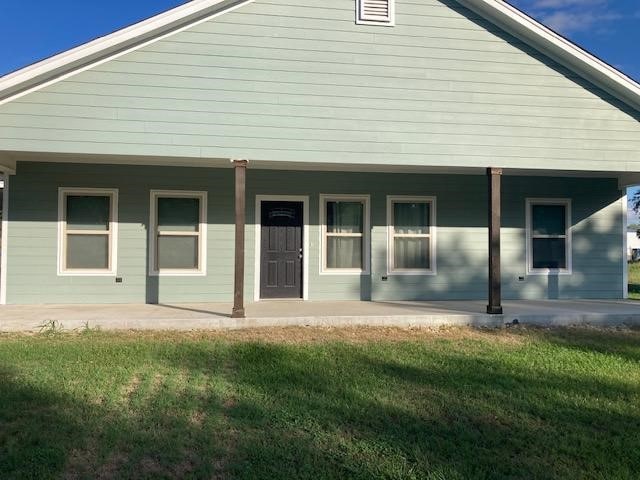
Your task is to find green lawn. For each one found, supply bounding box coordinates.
[629,262,640,299]
[1,327,639,480]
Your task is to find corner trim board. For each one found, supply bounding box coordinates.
[0,175,9,304]
[623,193,629,299]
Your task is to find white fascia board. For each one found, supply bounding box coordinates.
[457,0,640,112]
[0,0,252,105]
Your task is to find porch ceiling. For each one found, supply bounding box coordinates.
[1,150,637,185]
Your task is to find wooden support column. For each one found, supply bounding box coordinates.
[232,159,248,318]
[487,167,503,315]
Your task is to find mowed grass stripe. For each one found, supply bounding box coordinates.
[0,327,638,479]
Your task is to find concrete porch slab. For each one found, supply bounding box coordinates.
[0,299,639,332]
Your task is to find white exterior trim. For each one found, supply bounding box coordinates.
[386,196,437,276]
[0,0,253,105]
[622,193,629,299]
[149,190,208,277]
[254,195,309,301]
[457,0,640,111]
[0,175,10,304]
[356,0,395,26]
[0,0,638,111]
[525,198,572,276]
[319,194,371,275]
[57,187,119,276]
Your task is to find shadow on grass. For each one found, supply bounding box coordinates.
[1,330,639,479]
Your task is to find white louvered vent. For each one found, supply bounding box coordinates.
[357,0,394,25]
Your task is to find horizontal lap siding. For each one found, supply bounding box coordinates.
[6,162,235,304]
[6,163,623,303]
[0,0,639,170]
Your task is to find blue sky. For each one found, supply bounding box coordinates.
[0,0,638,215]
[1,0,638,79]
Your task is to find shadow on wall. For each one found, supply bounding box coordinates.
[448,0,640,122]
[5,163,624,304]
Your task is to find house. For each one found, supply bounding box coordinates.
[628,231,640,261]
[0,0,638,317]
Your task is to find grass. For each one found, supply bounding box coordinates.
[628,262,640,299]
[0,327,639,480]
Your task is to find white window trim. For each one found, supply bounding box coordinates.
[57,187,119,276]
[149,190,207,276]
[525,198,572,275]
[386,196,437,276]
[254,195,310,301]
[319,194,371,275]
[356,0,395,26]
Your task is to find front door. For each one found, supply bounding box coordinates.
[260,201,303,299]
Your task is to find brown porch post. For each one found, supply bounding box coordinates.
[487,167,503,315]
[232,159,248,318]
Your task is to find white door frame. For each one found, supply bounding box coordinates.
[254,195,309,301]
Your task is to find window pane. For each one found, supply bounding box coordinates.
[532,205,566,236]
[158,197,200,232]
[66,195,110,231]
[532,238,566,269]
[66,234,109,269]
[326,236,362,269]
[394,202,429,234]
[157,236,199,269]
[327,201,363,234]
[394,237,430,269]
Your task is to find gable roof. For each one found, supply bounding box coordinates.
[458,0,640,111]
[0,0,638,112]
[0,0,252,104]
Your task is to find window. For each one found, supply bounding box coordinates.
[150,190,207,275]
[356,0,395,25]
[387,196,436,274]
[58,188,118,275]
[320,195,370,274]
[526,198,571,274]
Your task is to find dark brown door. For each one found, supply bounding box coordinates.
[260,201,303,299]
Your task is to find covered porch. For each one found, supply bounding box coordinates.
[1,299,639,332]
[0,154,634,313]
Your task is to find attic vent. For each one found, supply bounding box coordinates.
[357,0,394,25]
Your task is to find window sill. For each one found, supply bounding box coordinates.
[526,269,572,276]
[387,270,437,276]
[149,270,207,277]
[319,269,369,276]
[58,270,117,277]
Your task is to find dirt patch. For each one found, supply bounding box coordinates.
[199,325,534,345]
[6,325,638,346]
[189,410,206,427]
[121,374,141,404]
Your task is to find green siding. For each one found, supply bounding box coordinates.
[0,0,638,171]
[5,162,624,304]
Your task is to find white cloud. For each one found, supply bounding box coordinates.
[531,0,606,8]
[512,0,623,35]
[541,9,621,34]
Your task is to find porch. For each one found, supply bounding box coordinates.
[1,299,639,332]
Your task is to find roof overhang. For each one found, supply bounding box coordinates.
[0,0,253,105]
[457,0,640,112]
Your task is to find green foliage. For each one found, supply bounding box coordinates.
[0,329,639,479]
[37,319,64,336]
[631,191,640,216]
